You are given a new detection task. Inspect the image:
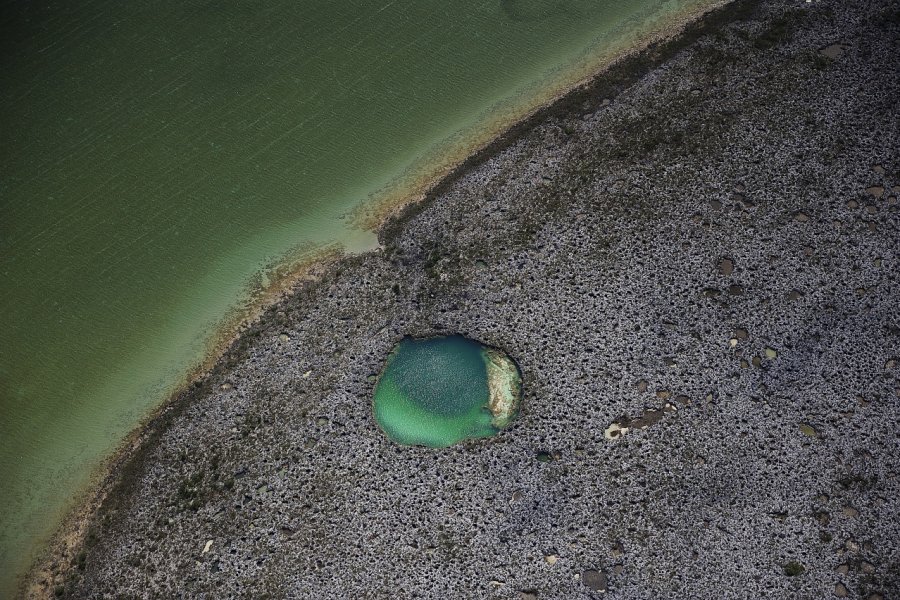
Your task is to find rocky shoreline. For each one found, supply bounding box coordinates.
[29,0,900,597]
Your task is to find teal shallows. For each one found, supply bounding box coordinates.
[373,336,521,447]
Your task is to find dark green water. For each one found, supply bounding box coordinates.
[373,336,519,447]
[0,0,716,592]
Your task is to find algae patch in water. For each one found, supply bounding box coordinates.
[372,336,522,447]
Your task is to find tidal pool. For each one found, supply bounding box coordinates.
[373,336,522,447]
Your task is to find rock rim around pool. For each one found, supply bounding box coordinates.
[372,335,522,447]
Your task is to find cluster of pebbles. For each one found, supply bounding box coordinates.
[35,0,899,598]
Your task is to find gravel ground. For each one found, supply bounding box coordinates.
[34,0,900,597]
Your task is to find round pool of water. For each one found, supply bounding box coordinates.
[372,335,522,447]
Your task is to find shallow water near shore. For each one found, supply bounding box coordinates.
[0,0,718,593]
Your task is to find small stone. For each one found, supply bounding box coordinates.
[604,422,629,440]
[764,347,777,359]
[868,594,884,600]
[787,289,803,301]
[544,555,559,566]
[866,186,884,198]
[740,359,749,369]
[820,43,845,59]
[866,204,877,214]
[842,505,859,518]
[845,539,860,553]
[835,583,848,597]
[836,564,849,575]
[632,409,664,429]
[800,423,819,438]
[734,328,749,339]
[582,569,607,592]
[872,164,885,174]
[220,382,233,391]
[794,212,809,222]
[729,338,738,347]
[752,356,762,367]
[711,199,722,210]
[202,540,213,554]
[519,591,538,600]
[783,561,805,576]
[718,257,734,276]
[727,284,743,295]
[637,379,649,392]
[656,389,671,400]
[847,199,859,209]
[860,560,875,574]
[278,333,290,342]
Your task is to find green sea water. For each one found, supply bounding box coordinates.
[0,0,717,593]
[373,336,503,447]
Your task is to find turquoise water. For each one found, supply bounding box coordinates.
[373,336,513,447]
[0,0,716,593]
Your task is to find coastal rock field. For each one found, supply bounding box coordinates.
[35,0,899,597]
